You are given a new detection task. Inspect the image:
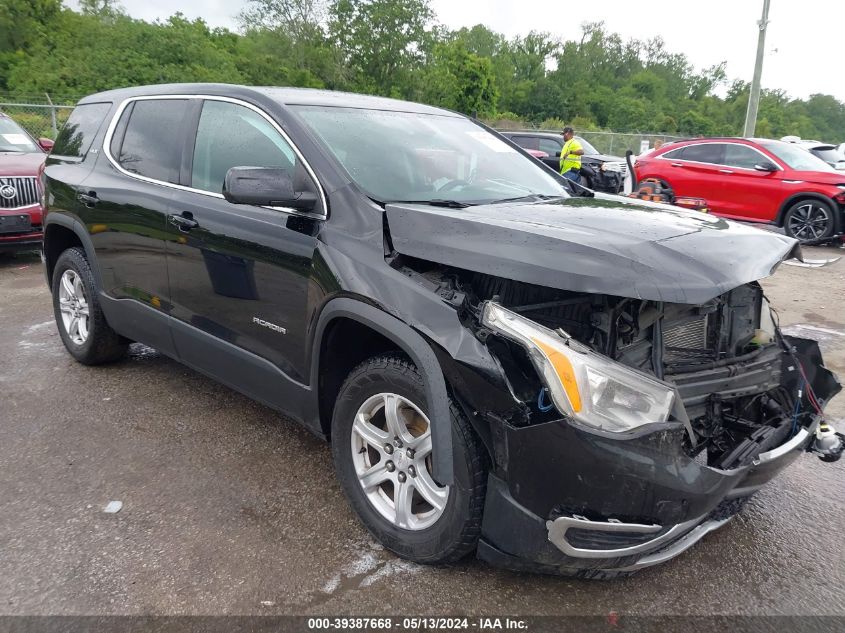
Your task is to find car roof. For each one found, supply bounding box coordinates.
[77,83,461,117]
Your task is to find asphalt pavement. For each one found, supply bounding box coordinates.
[1,247,844,617]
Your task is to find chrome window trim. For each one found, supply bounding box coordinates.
[101,94,328,220]
[656,141,783,172]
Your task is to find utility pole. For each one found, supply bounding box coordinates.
[743,0,772,137]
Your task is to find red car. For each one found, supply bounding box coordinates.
[634,137,845,242]
[0,113,53,254]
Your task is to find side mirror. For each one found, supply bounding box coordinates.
[754,162,778,172]
[38,137,54,152]
[223,166,317,211]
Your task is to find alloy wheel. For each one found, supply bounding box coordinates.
[58,269,90,345]
[350,392,449,531]
[787,203,832,241]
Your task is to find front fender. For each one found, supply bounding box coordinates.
[310,297,454,484]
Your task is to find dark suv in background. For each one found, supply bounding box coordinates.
[500,130,627,192]
[43,84,842,578]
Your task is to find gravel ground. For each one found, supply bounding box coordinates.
[0,246,843,617]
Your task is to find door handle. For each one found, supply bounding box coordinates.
[77,191,98,207]
[719,169,734,174]
[670,163,684,167]
[168,213,199,232]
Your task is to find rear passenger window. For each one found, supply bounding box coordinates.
[116,99,190,184]
[190,100,297,194]
[677,144,724,165]
[52,102,111,159]
[538,138,563,155]
[723,144,764,169]
[511,136,539,151]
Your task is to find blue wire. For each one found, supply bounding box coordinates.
[537,388,554,412]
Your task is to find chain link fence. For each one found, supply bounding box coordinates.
[489,119,686,156]
[0,97,77,139]
[575,130,686,156]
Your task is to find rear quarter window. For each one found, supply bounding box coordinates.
[52,102,112,159]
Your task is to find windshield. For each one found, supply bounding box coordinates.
[812,147,844,165]
[576,136,599,155]
[0,116,38,153]
[758,140,834,172]
[291,106,569,204]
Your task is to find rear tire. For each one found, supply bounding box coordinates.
[783,199,836,243]
[52,247,128,365]
[331,353,486,564]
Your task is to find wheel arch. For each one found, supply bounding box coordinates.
[43,215,102,289]
[774,192,841,230]
[310,298,454,484]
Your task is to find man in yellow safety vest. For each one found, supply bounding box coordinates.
[559,126,584,182]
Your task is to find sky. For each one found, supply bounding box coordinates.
[68,0,842,102]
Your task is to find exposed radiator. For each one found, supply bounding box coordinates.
[663,315,712,363]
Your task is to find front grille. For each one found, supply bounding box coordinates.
[0,177,39,210]
[663,315,713,363]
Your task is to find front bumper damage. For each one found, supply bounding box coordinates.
[469,337,840,577]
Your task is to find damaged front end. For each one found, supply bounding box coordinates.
[466,276,841,575]
[474,280,842,469]
[383,200,841,575]
[390,255,842,576]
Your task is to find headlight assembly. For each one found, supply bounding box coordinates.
[481,302,676,433]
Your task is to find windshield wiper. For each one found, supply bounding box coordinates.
[384,199,473,208]
[489,194,567,205]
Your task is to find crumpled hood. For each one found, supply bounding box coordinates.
[385,195,800,304]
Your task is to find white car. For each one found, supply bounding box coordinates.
[781,136,845,170]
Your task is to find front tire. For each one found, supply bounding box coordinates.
[331,354,486,564]
[52,247,128,365]
[783,199,836,243]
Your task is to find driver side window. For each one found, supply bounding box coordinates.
[191,100,298,194]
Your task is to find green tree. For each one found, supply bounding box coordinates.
[421,41,497,116]
[329,0,433,97]
[0,0,62,90]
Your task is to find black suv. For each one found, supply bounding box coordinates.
[43,84,842,578]
[500,130,628,193]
